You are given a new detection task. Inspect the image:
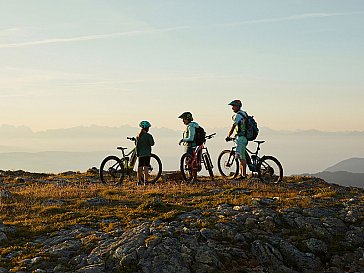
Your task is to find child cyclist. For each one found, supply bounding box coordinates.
[136,121,155,185]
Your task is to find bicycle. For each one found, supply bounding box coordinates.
[217,138,283,183]
[99,137,162,185]
[180,133,216,182]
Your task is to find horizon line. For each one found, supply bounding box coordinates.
[0,124,363,134]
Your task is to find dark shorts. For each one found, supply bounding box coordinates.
[138,156,151,167]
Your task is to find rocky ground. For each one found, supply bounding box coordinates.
[0,171,363,273]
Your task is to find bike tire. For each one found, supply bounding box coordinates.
[203,153,214,178]
[99,155,124,185]
[147,154,163,184]
[180,153,196,182]
[217,150,239,179]
[257,155,283,184]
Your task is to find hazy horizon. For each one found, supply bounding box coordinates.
[0,123,363,176]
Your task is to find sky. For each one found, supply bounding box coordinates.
[1,0,364,132]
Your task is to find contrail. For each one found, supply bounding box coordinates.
[0,26,190,49]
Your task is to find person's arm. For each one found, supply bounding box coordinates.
[227,124,236,138]
[226,113,242,141]
[149,135,155,146]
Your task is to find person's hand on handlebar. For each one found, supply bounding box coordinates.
[225,136,231,142]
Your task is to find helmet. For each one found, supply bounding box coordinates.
[139,120,151,129]
[178,112,193,121]
[228,100,242,108]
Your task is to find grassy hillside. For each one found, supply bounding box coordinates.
[0,170,363,272]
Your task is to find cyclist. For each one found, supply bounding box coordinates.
[136,121,155,185]
[225,100,248,180]
[178,112,200,155]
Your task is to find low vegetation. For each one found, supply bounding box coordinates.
[0,170,363,271]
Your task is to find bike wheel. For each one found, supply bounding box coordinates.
[100,156,124,185]
[180,153,196,182]
[203,153,214,178]
[147,154,163,184]
[218,150,239,179]
[258,156,283,184]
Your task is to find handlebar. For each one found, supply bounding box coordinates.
[127,137,136,142]
[205,133,216,140]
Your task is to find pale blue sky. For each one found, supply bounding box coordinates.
[1,0,364,131]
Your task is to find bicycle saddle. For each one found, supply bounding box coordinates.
[254,141,265,144]
[117,147,128,150]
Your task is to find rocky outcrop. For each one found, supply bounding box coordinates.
[0,221,9,245]
[3,198,362,273]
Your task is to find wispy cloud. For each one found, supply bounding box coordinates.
[0,26,190,49]
[215,11,364,27]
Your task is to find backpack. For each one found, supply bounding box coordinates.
[194,126,206,146]
[238,112,259,141]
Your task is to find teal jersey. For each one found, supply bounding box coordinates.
[233,110,247,136]
[136,132,155,157]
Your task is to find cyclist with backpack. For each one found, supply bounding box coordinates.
[226,100,249,180]
[136,121,155,185]
[178,112,203,155]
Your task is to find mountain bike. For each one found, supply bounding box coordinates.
[217,139,283,183]
[180,133,216,182]
[99,137,162,185]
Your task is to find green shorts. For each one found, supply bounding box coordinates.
[235,135,248,161]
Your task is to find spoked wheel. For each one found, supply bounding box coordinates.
[180,153,197,182]
[218,150,239,179]
[203,153,214,178]
[146,154,163,184]
[258,156,283,184]
[99,156,124,185]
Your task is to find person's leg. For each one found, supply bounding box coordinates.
[236,136,248,178]
[137,157,147,185]
[143,167,148,183]
[240,136,248,177]
[185,146,197,180]
[137,159,143,184]
[143,157,151,183]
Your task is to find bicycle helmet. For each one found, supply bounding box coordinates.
[178,112,193,121]
[228,100,242,108]
[139,120,151,129]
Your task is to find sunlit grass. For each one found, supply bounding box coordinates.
[1,171,359,246]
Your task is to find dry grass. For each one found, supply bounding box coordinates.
[0,171,358,245]
[1,171,363,270]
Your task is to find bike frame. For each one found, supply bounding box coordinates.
[227,141,263,172]
[186,133,215,172]
[117,138,138,172]
[190,144,205,169]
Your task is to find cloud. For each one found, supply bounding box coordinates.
[0,26,190,49]
[216,11,364,27]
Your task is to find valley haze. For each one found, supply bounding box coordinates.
[0,124,363,186]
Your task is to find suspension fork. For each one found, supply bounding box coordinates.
[202,147,213,169]
[226,148,236,167]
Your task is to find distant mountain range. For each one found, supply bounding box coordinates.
[0,124,363,176]
[304,158,364,188]
[324,158,364,173]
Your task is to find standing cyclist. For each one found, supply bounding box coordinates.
[226,100,248,180]
[178,112,200,155]
[136,121,155,185]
